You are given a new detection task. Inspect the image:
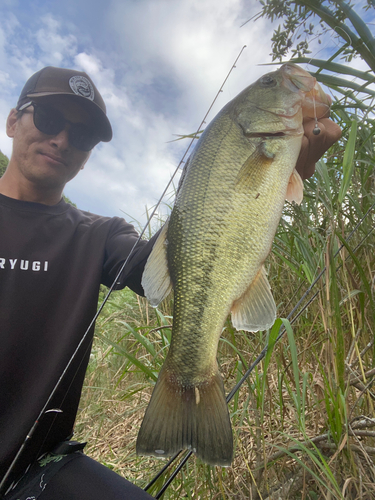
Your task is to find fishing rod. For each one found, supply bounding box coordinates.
[0,45,247,497]
[144,202,375,498]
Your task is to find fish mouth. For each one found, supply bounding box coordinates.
[281,63,316,93]
[281,63,331,119]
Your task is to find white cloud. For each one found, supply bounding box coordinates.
[0,1,278,226]
[74,52,102,77]
[36,14,77,66]
[108,0,270,116]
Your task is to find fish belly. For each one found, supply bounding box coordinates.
[137,114,302,465]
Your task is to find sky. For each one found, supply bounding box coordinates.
[0,0,373,228]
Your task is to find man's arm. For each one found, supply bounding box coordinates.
[102,222,162,296]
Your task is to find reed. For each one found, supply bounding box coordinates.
[75,2,375,497]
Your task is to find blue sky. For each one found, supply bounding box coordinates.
[0,1,373,227]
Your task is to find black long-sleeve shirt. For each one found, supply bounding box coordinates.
[0,193,156,488]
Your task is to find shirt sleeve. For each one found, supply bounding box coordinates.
[101,217,161,295]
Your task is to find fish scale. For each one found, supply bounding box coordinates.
[137,63,331,465]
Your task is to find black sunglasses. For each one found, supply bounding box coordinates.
[18,101,101,152]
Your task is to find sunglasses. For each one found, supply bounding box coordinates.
[18,101,101,152]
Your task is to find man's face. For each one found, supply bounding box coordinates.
[6,96,94,191]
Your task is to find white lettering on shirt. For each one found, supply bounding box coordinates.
[32,261,41,271]
[9,259,17,269]
[0,259,49,272]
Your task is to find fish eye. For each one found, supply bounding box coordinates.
[260,75,276,87]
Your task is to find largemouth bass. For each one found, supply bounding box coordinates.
[137,64,331,466]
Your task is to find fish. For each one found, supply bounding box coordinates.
[136,63,331,466]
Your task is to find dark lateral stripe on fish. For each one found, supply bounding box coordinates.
[244,131,286,138]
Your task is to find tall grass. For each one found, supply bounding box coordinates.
[74,109,375,499]
[75,4,375,498]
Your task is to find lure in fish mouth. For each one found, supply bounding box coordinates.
[136,63,331,466]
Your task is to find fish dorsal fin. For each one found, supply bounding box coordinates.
[141,220,172,307]
[286,168,303,205]
[235,142,274,193]
[231,266,276,332]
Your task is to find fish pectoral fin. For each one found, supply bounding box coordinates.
[136,365,233,466]
[235,143,274,193]
[286,168,303,205]
[231,266,276,332]
[141,220,172,307]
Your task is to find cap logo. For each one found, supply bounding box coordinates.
[69,76,94,101]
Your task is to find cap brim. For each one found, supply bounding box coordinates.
[23,92,113,142]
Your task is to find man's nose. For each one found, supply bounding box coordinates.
[49,126,70,150]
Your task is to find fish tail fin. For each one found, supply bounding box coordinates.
[136,365,233,466]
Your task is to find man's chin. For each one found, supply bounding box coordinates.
[26,171,67,192]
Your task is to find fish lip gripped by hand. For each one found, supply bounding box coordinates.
[281,63,331,119]
[137,63,332,467]
[281,62,316,93]
[242,64,331,130]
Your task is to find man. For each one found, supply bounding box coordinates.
[0,67,157,500]
[0,66,341,500]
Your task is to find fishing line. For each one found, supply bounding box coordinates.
[143,451,182,493]
[312,96,321,135]
[0,46,248,497]
[146,200,375,498]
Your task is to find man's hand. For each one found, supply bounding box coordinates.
[296,117,342,180]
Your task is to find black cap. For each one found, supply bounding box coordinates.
[16,66,112,142]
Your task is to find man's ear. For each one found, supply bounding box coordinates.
[6,109,18,139]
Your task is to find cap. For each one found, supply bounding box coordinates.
[16,66,112,142]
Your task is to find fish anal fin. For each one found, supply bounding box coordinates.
[136,365,233,467]
[141,220,172,307]
[286,168,303,205]
[235,142,274,193]
[231,266,276,332]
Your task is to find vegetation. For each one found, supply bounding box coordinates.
[0,151,9,177]
[75,1,375,498]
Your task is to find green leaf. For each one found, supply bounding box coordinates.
[117,321,157,358]
[282,318,300,411]
[95,332,158,381]
[0,150,9,177]
[329,238,345,393]
[335,231,375,316]
[289,57,375,82]
[296,0,375,72]
[260,318,282,418]
[311,72,375,97]
[338,119,358,203]
[335,0,375,53]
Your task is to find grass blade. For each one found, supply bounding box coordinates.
[96,332,158,381]
[335,0,375,53]
[311,72,375,97]
[338,119,358,204]
[289,57,375,82]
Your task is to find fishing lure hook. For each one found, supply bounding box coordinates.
[312,95,321,135]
